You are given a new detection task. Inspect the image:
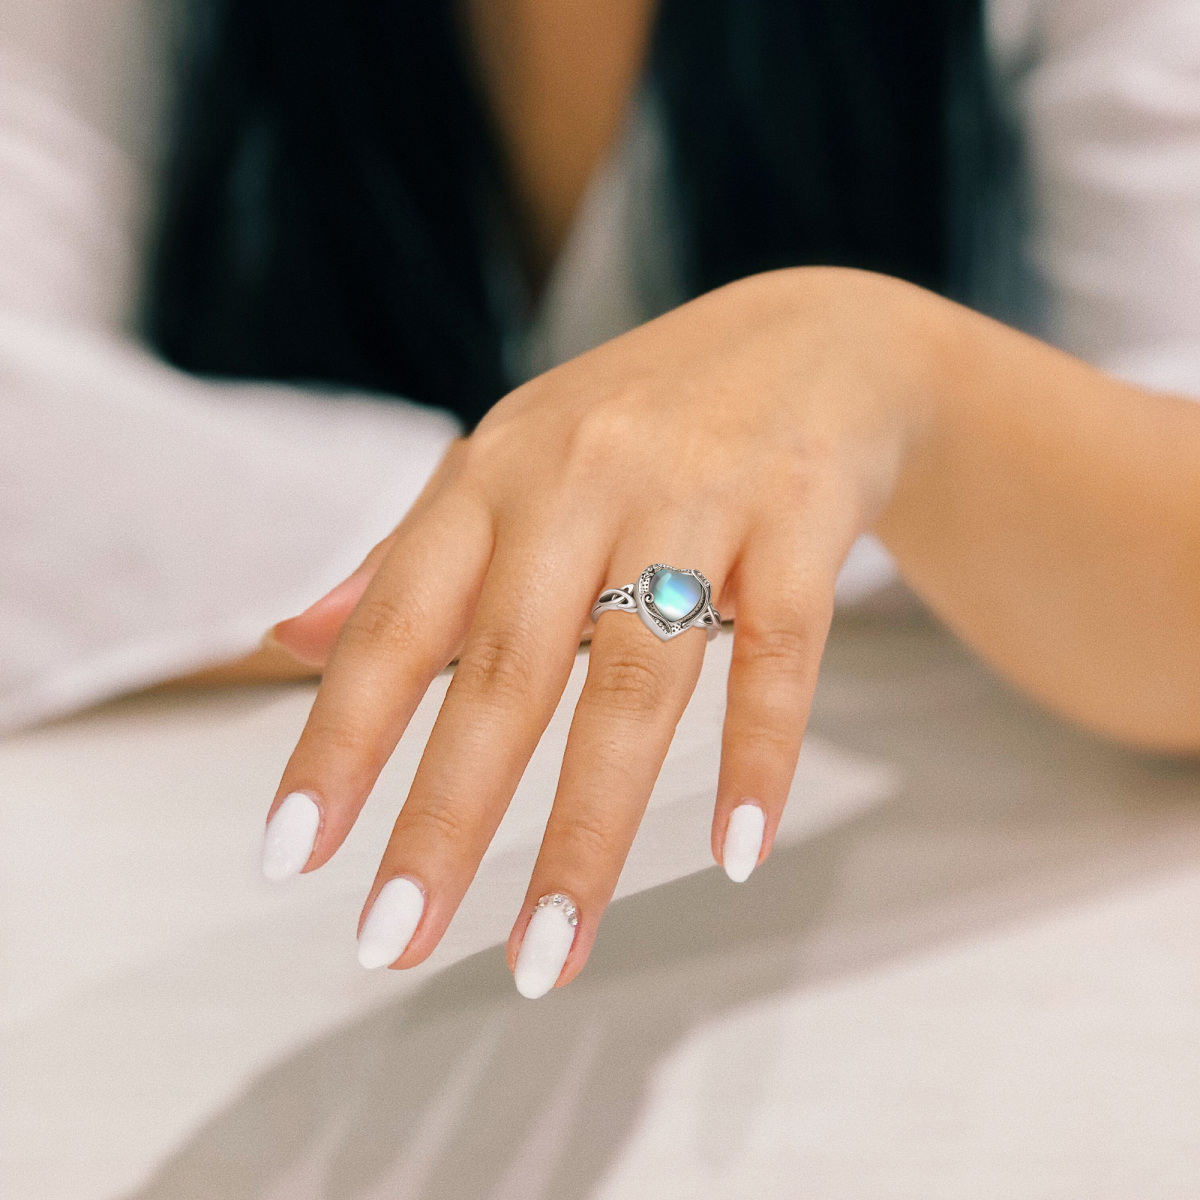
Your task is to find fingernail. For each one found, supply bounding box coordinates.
[295,572,364,621]
[358,878,425,969]
[260,792,320,881]
[723,802,765,883]
[514,893,579,999]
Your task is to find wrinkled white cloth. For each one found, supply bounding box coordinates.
[1,0,1199,732]
[0,317,457,731]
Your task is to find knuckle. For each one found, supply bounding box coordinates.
[310,715,375,758]
[453,635,536,706]
[339,592,421,659]
[732,716,801,759]
[407,797,470,844]
[555,809,618,858]
[458,419,508,478]
[460,391,542,484]
[585,651,672,717]
[565,391,650,477]
[576,395,638,448]
[736,624,815,676]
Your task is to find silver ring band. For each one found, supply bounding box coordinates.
[591,564,721,642]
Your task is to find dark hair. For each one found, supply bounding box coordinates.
[145,0,996,429]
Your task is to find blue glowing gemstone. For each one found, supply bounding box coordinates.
[648,568,703,622]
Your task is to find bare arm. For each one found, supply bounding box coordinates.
[880,301,1200,752]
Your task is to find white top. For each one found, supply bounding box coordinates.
[1,0,1198,731]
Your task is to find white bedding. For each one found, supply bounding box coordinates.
[6,619,1200,1199]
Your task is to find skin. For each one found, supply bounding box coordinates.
[262,268,1200,993]
[207,2,1200,988]
[462,0,658,288]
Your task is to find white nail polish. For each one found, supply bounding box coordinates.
[260,792,320,882]
[514,894,578,999]
[358,878,425,969]
[723,802,765,883]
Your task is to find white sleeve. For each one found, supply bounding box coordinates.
[844,0,1200,606]
[995,0,1200,395]
[0,5,459,733]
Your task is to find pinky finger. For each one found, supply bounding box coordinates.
[713,528,842,882]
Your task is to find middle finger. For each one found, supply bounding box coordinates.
[507,537,734,997]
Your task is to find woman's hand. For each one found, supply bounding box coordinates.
[265,260,1200,996]
[261,266,944,995]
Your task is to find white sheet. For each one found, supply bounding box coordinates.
[0,631,898,1199]
[6,618,1200,1199]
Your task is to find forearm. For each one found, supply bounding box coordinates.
[879,297,1200,752]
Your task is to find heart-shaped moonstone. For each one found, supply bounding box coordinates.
[648,568,703,622]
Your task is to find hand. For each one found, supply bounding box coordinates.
[262,267,945,995]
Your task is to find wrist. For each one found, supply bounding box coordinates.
[867,278,981,550]
[769,266,961,529]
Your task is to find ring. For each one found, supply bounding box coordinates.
[591,564,722,642]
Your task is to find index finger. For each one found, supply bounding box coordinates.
[260,491,492,881]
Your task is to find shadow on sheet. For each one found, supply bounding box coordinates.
[126,614,1200,1200]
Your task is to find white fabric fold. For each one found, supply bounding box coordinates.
[0,314,458,732]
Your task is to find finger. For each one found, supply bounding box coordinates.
[356,523,608,969]
[261,489,492,882]
[712,514,846,883]
[507,543,730,997]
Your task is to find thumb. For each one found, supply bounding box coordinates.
[270,535,394,667]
